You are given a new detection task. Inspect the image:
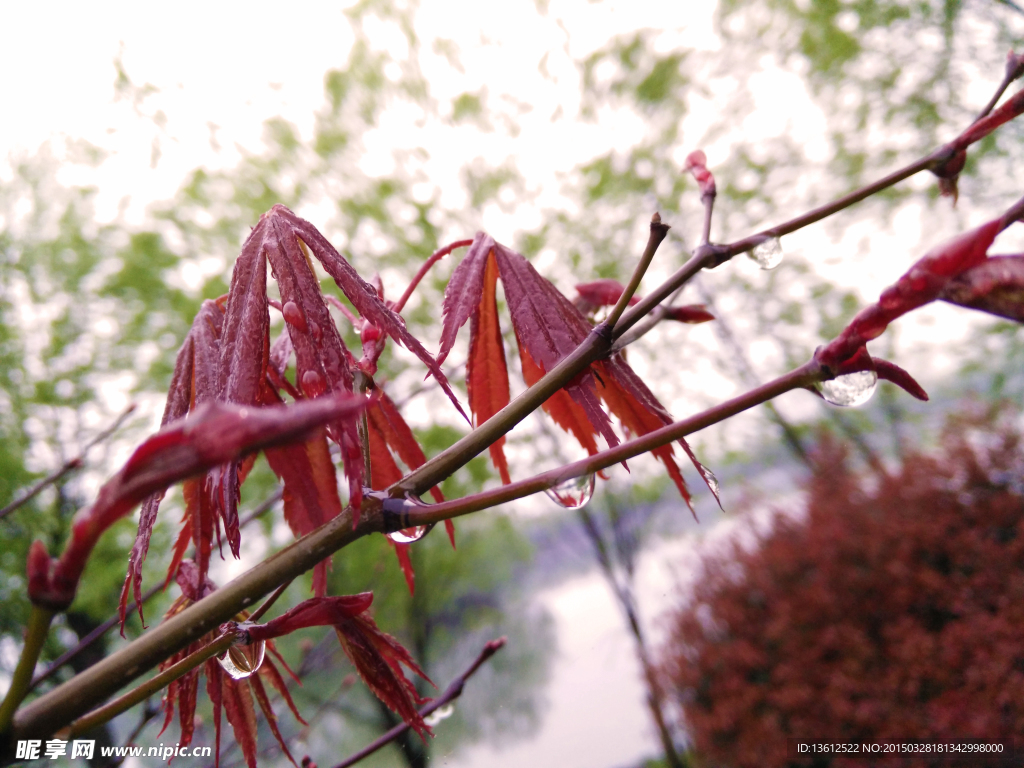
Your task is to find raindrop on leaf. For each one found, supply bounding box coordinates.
[545,474,596,509]
[300,369,326,397]
[218,640,266,680]
[751,237,784,270]
[424,703,455,727]
[818,370,878,407]
[700,467,720,497]
[282,301,308,333]
[387,526,429,544]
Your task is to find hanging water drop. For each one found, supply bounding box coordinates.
[818,370,878,407]
[700,467,720,497]
[309,321,322,342]
[301,369,326,397]
[218,640,266,680]
[545,474,596,509]
[750,237,784,270]
[424,703,455,727]
[387,526,429,544]
[282,301,308,333]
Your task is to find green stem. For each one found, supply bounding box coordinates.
[0,607,56,734]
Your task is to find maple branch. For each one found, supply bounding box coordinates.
[332,638,506,768]
[384,362,821,529]
[700,189,715,246]
[63,629,237,738]
[0,404,137,522]
[392,239,474,313]
[604,213,671,330]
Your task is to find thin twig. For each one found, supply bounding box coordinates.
[393,239,474,314]
[0,404,137,522]
[604,213,671,330]
[247,579,292,623]
[332,638,506,768]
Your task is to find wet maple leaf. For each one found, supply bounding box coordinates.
[439,231,716,513]
[364,383,452,593]
[121,206,463,626]
[159,562,306,768]
[245,594,435,740]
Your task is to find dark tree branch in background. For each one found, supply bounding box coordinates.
[332,638,506,768]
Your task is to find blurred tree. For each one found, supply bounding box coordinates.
[659,403,1024,767]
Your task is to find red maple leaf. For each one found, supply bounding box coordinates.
[439,232,717,513]
[245,594,435,740]
[121,206,464,626]
[159,562,306,768]
[364,383,453,593]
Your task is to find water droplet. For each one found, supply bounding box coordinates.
[387,526,429,544]
[750,237,784,270]
[424,703,455,727]
[282,301,308,333]
[218,641,266,680]
[309,321,322,342]
[544,474,596,509]
[301,369,326,397]
[817,369,878,407]
[700,467,720,497]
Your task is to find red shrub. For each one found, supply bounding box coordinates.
[660,406,1024,767]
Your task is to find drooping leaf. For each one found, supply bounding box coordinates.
[270,205,466,420]
[103,394,364,625]
[574,279,640,313]
[467,251,512,484]
[246,594,434,739]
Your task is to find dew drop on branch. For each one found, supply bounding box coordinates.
[817,370,878,407]
[424,703,455,727]
[545,474,596,509]
[218,641,266,680]
[387,526,429,544]
[750,237,784,270]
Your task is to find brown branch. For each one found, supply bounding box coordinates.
[332,638,506,768]
[0,404,137,522]
[604,213,671,330]
[385,362,821,531]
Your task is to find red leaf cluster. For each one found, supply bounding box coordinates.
[660,408,1024,767]
[160,562,306,768]
[245,594,435,740]
[440,232,717,512]
[121,206,462,626]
